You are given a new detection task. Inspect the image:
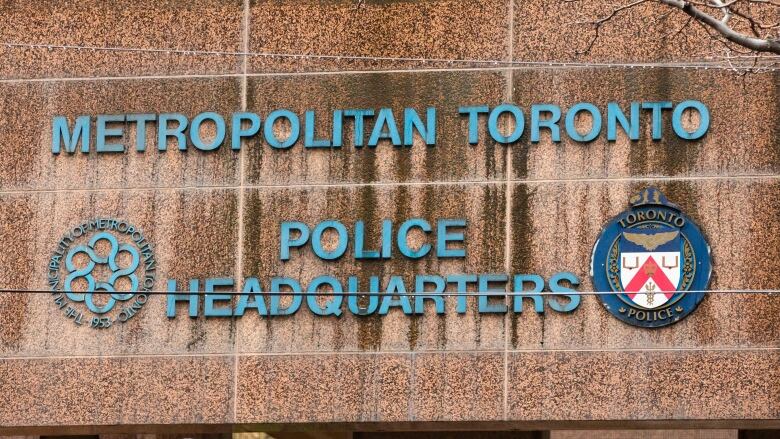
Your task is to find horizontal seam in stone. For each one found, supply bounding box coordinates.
[1,346,779,361]
[2,173,780,196]
[0,73,244,84]
[0,62,771,83]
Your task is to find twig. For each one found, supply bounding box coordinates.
[575,0,651,55]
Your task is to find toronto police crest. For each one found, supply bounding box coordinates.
[47,219,157,329]
[591,188,712,328]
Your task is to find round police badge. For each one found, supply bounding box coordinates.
[47,219,157,329]
[590,188,711,328]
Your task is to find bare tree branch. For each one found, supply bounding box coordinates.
[660,15,695,39]
[569,0,780,64]
[690,13,755,54]
[710,0,733,24]
[659,0,780,53]
[574,0,651,55]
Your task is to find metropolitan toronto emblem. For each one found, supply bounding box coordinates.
[47,219,157,328]
[591,188,712,328]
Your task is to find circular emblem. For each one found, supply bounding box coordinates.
[47,219,157,329]
[590,188,711,328]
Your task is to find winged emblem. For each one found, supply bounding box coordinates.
[622,231,679,251]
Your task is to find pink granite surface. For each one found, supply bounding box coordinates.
[0,0,778,433]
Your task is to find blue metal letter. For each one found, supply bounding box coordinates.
[607,102,640,141]
[343,109,374,147]
[565,103,602,142]
[280,221,310,261]
[304,110,332,148]
[381,219,393,258]
[158,113,189,150]
[368,108,402,146]
[354,220,380,259]
[397,219,432,259]
[458,106,489,144]
[403,107,436,146]
[478,274,508,313]
[332,110,344,148]
[190,112,226,151]
[126,114,156,151]
[264,109,300,149]
[548,272,581,312]
[672,100,710,140]
[269,277,302,315]
[488,104,524,144]
[312,220,348,260]
[52,116,90,154]
[204,278,234,317]
[235,277,268,316]
[378,276,413,315]
[231,112,261,150]
[166,279,199,318]
[436,219,466,258]
[530,104,561,143]
[446,274,477,313]
[96,114,125,153]
[413,275,445,314]
[512,274,544,313]
[347,276,380,315]
[306,275,344,316]
[641,101,673,140]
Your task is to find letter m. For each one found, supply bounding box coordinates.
[52,116,90,154]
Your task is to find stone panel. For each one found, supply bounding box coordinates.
[0,189,239,357]
[360,434,546,439]
[506,350,780,421]
[0,356,233,427]
[510,69,780,180]
[0,0,243,79]
[411,352,504,422]
[247,0,510,73]
[513,0,779,63]
[509,179,780,350]
[235,352,504,424]
[244,71,508,185]
[236,184,507,353]
[0,78,242,191]
[0,195,36,352]
[235,354,412,423]
[551,430,737,439]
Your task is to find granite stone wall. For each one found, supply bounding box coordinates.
[0,0,778,434]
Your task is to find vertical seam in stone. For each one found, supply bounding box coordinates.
[503,0,515,421]
[233,0,251,426]
[507,0,514,66]
[242,0,250,78]
[409,352,416,421]
[502,81,514,422]
[502,85,513,422]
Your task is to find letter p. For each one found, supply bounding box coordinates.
[231,112,261,149]
[280,221,310,260]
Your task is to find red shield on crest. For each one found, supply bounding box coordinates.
[619,227,682,309]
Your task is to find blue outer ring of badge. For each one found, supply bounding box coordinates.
[590,205,712,328]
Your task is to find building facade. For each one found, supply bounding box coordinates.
[0,1,778,438]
